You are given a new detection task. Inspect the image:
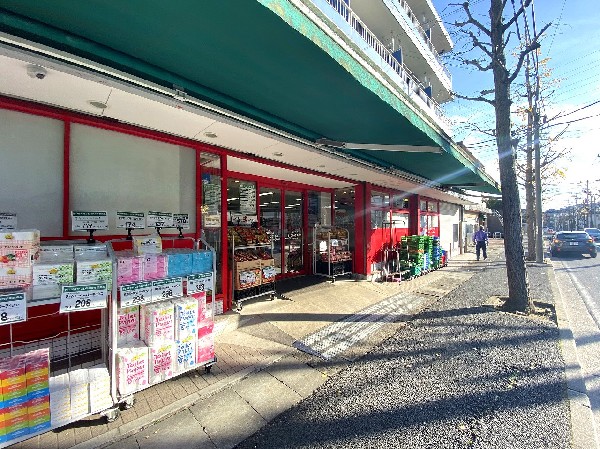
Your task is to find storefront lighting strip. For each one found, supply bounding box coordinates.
[0,33,451,195]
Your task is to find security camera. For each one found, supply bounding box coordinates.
[26,64,47,80]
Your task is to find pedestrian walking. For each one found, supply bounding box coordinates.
[473,225,488,261]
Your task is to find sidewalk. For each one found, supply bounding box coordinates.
[13,240,595,449]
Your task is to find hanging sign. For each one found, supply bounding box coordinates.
[147,211,174,228]
[71,211,109,231]
[0,213,17,231]
[0,291,27,325]
[120,281,153,308]
[229,213,258,226]
[203,214,221,228]
[152,277,183,301]
[239,181,257,215]
[187,272,213,295]
[116,212,146,229]
[173,213,190,229]
[60,284,107,313]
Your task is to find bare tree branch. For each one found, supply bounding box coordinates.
[452,91,496,105]
[456,2,491,37]
[508,23,552,84]
[503,0,532,32]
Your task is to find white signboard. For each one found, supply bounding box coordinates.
[173,213,190,229]
[60,284,108,313]
[152,277,183,301]
[116,212,146,229]
[229,213,258,226]
[239,181,257,215]
[0,292,27,325]
[187,272,213,295]
[0,213,17,231]
[147,211,174,228]
[120,281,153,308]
[71,211,109,231]
[203,214,221,228]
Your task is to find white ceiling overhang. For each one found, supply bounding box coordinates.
[0,40,468,204]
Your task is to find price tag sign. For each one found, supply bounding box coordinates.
[0,213,17,231]
[187,272,213,294]
[152,277,183,301]
[147,211,174,228]
[120,281,153,308]
[60,284,107,313]
[0,292,27,325]
[173,213,190,229]
[116,212,146,229]
[72,211,109,231]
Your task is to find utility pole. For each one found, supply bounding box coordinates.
[534,82,543,262]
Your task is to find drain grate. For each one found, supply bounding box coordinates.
[293,293,427,360]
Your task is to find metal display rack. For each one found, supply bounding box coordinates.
[312,225,353,282]
[0,239,110,448]
[230,238,276,312]
[104,235,217,421]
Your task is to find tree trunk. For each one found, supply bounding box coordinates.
[490,0,532,312]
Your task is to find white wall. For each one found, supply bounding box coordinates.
[70,124,196,236]
[439,201,460,258]
[0,109,64,235]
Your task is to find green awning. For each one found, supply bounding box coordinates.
[0,0,500,194]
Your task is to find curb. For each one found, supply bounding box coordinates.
[547,259,600,449]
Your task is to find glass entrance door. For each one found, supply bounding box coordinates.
[284,190,304,274]
[259,187,282,275]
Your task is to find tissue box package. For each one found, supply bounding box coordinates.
[164,249,192,277]
[175,335,196,373]
[75,256,112,285]
[173,297,198,341]
[88,364,112,413]
[68,369,89,420]
[133,236,162,255]
[117,306,140,345]
[0,230,40,249]
[142,254,168,281]
[49,373,71,427]
[192,250,213,274]
[197,320,215,364]
[73,243,107,258]
[116,343,148,396]
[192,292,208,323]
[116,252,143,286]
[33,260,74,285]
[149,343,175,384]
[140,302,174,346]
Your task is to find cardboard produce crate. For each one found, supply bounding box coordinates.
[235,268,261,290]
[260,259,276,284]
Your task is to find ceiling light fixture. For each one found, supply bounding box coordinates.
[203,131,218,138]
[87,100,108,110]
[273,152,283,157]
[26,64,47,80]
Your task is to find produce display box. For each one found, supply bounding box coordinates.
[260,259,276,284]
[235,268,261,290]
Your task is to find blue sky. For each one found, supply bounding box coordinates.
[431,0,600,210]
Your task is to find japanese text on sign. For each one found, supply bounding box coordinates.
[147,211,174,228]
[0,213,17,231]
[120,281,153,308]
[0,292,27,325]
[187,273,213,294]
[60,284,107,313]
[173,213,190,229]
[152,277,183,301]
[71,211,109,231]
[116,212,146,229]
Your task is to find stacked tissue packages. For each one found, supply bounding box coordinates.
[173,297,198,341]
[164,249,192,277]
[117,306,139,345]
[149,343,175,384]
[87,365,112,413]
[116,343,149,396]
[197,320,215,365]
[0,230,40,289]
[142,254,168,281]
[192,250,213,274]
[0,348,50,443]
[116,252,143,286]
[140,303,174,347]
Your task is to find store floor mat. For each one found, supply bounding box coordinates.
[292,293,428,360]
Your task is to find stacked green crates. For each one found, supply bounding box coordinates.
[399,237,411,279]
[431,237,442,269]
[407,235,425,276]
[422,236,433,270]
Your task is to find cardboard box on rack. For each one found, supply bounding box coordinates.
[49,373,71,427]
[235,268,261,290]
[260,259,276,284]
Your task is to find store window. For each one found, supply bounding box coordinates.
[259,187,282,274]
[392,194,409,210]
[227,179,257,224]
[200,152,222,293]
[420,199,428,211]
[334,188,355,251]
[308,191,331,229]
[70,124,196,236]
[284,190,303,273]
[0,109,64,236]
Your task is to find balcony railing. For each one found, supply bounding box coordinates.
[321,0,451,131]
[392,0,452,81]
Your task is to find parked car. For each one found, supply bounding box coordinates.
[584,228,600,247]
[550,231,597,258]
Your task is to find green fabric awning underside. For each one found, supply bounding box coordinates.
[0,0,500,194]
